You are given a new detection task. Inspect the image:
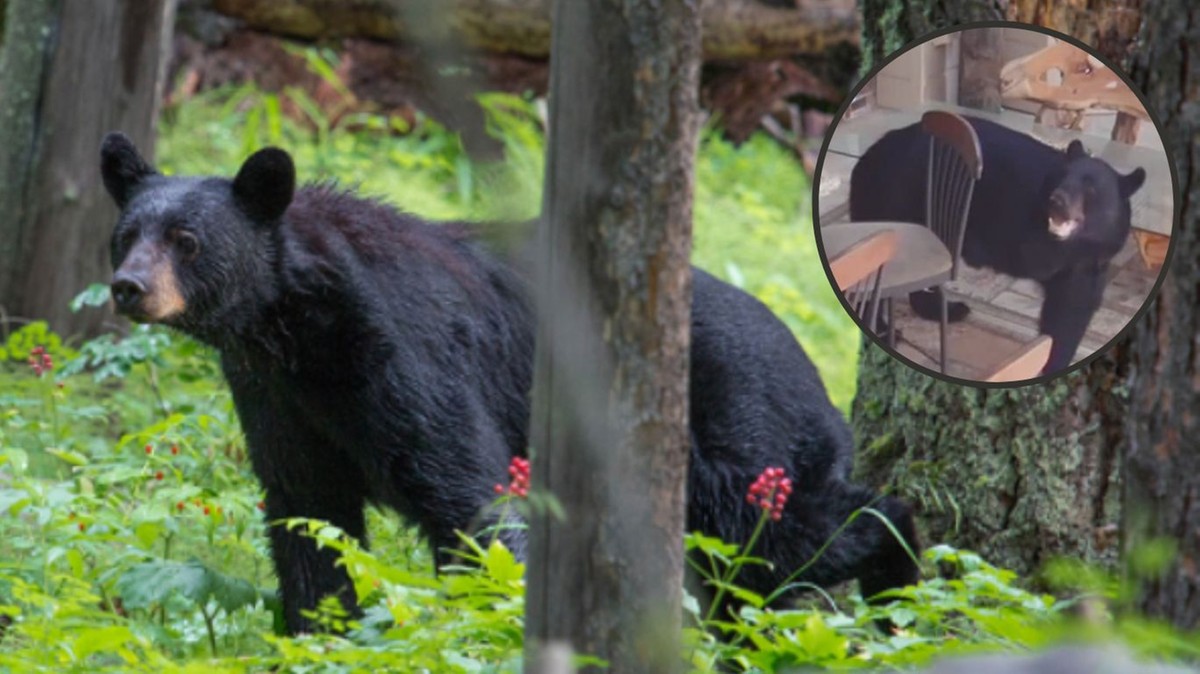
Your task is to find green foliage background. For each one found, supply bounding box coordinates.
[0,87,1193,672]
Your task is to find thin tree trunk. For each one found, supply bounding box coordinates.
[526,1,699,671]
[1121,0,1200,630]
[0,0,175,339]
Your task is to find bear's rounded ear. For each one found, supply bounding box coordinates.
[233,147,295,223]
[1065,140,1087,160]
[100,132,157,209]
[1120,167,1147,198]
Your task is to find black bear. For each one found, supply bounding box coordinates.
[849,116,1146,373]
[101,133,919,634]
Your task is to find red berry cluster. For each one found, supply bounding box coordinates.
[494,456,530,499]
[28,346,53,377]
[747,466,793,522]
[174,498,228,521]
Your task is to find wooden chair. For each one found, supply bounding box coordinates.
[919,110,983,373]
[830,229,897,334]
[984,335,1053,383]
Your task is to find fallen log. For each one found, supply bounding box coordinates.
[210,0,859,60]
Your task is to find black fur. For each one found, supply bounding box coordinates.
[102,134,919,634]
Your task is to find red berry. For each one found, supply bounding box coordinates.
[145,445,153,454]
[176,502,185,512]
[256,501,265,511]
[203,506,211,516]
[170,445,179,455]
[78,522,86,532]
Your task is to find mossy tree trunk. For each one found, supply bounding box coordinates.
[1121,0,1200,630]
[525,1,699,671]
[851,1,1139,575]
[0,0,174,340]
[854,0,1199,631]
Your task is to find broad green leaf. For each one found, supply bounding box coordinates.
[73,625,137,660]
[116,559,259,614]
[482,539,522,584]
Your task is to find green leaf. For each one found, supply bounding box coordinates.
[795,613,848,661]
[685,531,740,560]
[133,521,163,550]
[69,284,112,313]
[482,539,523,584]
[116,559,259,614]
[44,447,88,466]
[73,625,137,660]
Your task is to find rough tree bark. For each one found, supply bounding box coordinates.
[851,1,1138,576]
[853,0,1198,631]
[525,0,699,671]
[0,0,59,325]
[210,0,856,60]
[0,0,175,339]
[1121,0,1199,630]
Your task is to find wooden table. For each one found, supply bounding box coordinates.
[820,220,955,372]
[816,152,856,223]
[819,221,953,297]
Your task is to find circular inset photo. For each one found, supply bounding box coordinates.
[814,24,1176,385]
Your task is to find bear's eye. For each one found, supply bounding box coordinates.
[119,228,139,250]
[175,231,200,259]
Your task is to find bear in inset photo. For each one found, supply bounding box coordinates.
[101,133,919,635]
[849,116,1146,374]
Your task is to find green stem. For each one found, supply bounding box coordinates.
[704,508,770,624]
[146,361,170,418]
[201,604,219,657]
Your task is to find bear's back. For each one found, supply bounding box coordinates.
[689,269,853,489]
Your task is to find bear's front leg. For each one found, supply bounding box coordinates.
[228,376,370,635]
[262,485,367,635]
[1039,262,1107,373]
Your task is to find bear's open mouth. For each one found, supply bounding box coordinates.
[1047,216,1080,240]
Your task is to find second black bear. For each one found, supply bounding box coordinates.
[849,116,1146,373]
[101,133,919,634]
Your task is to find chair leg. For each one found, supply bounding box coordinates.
[939,286,948,374]
[888,298,896,349]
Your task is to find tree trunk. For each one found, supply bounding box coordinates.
[210,0,856,60]
[857,0,1001,77]
[957,26,1003,111]
[0,0,175,339]
[855,0,1200,631]
[1121,0,1200,630]
[851,2,1138,576]
[525,0,698,671]
[0,0,59,328]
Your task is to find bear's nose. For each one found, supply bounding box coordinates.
[110,274,146,313]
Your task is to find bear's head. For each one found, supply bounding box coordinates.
[1046,140,1146,245]
[100,133,295,336]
